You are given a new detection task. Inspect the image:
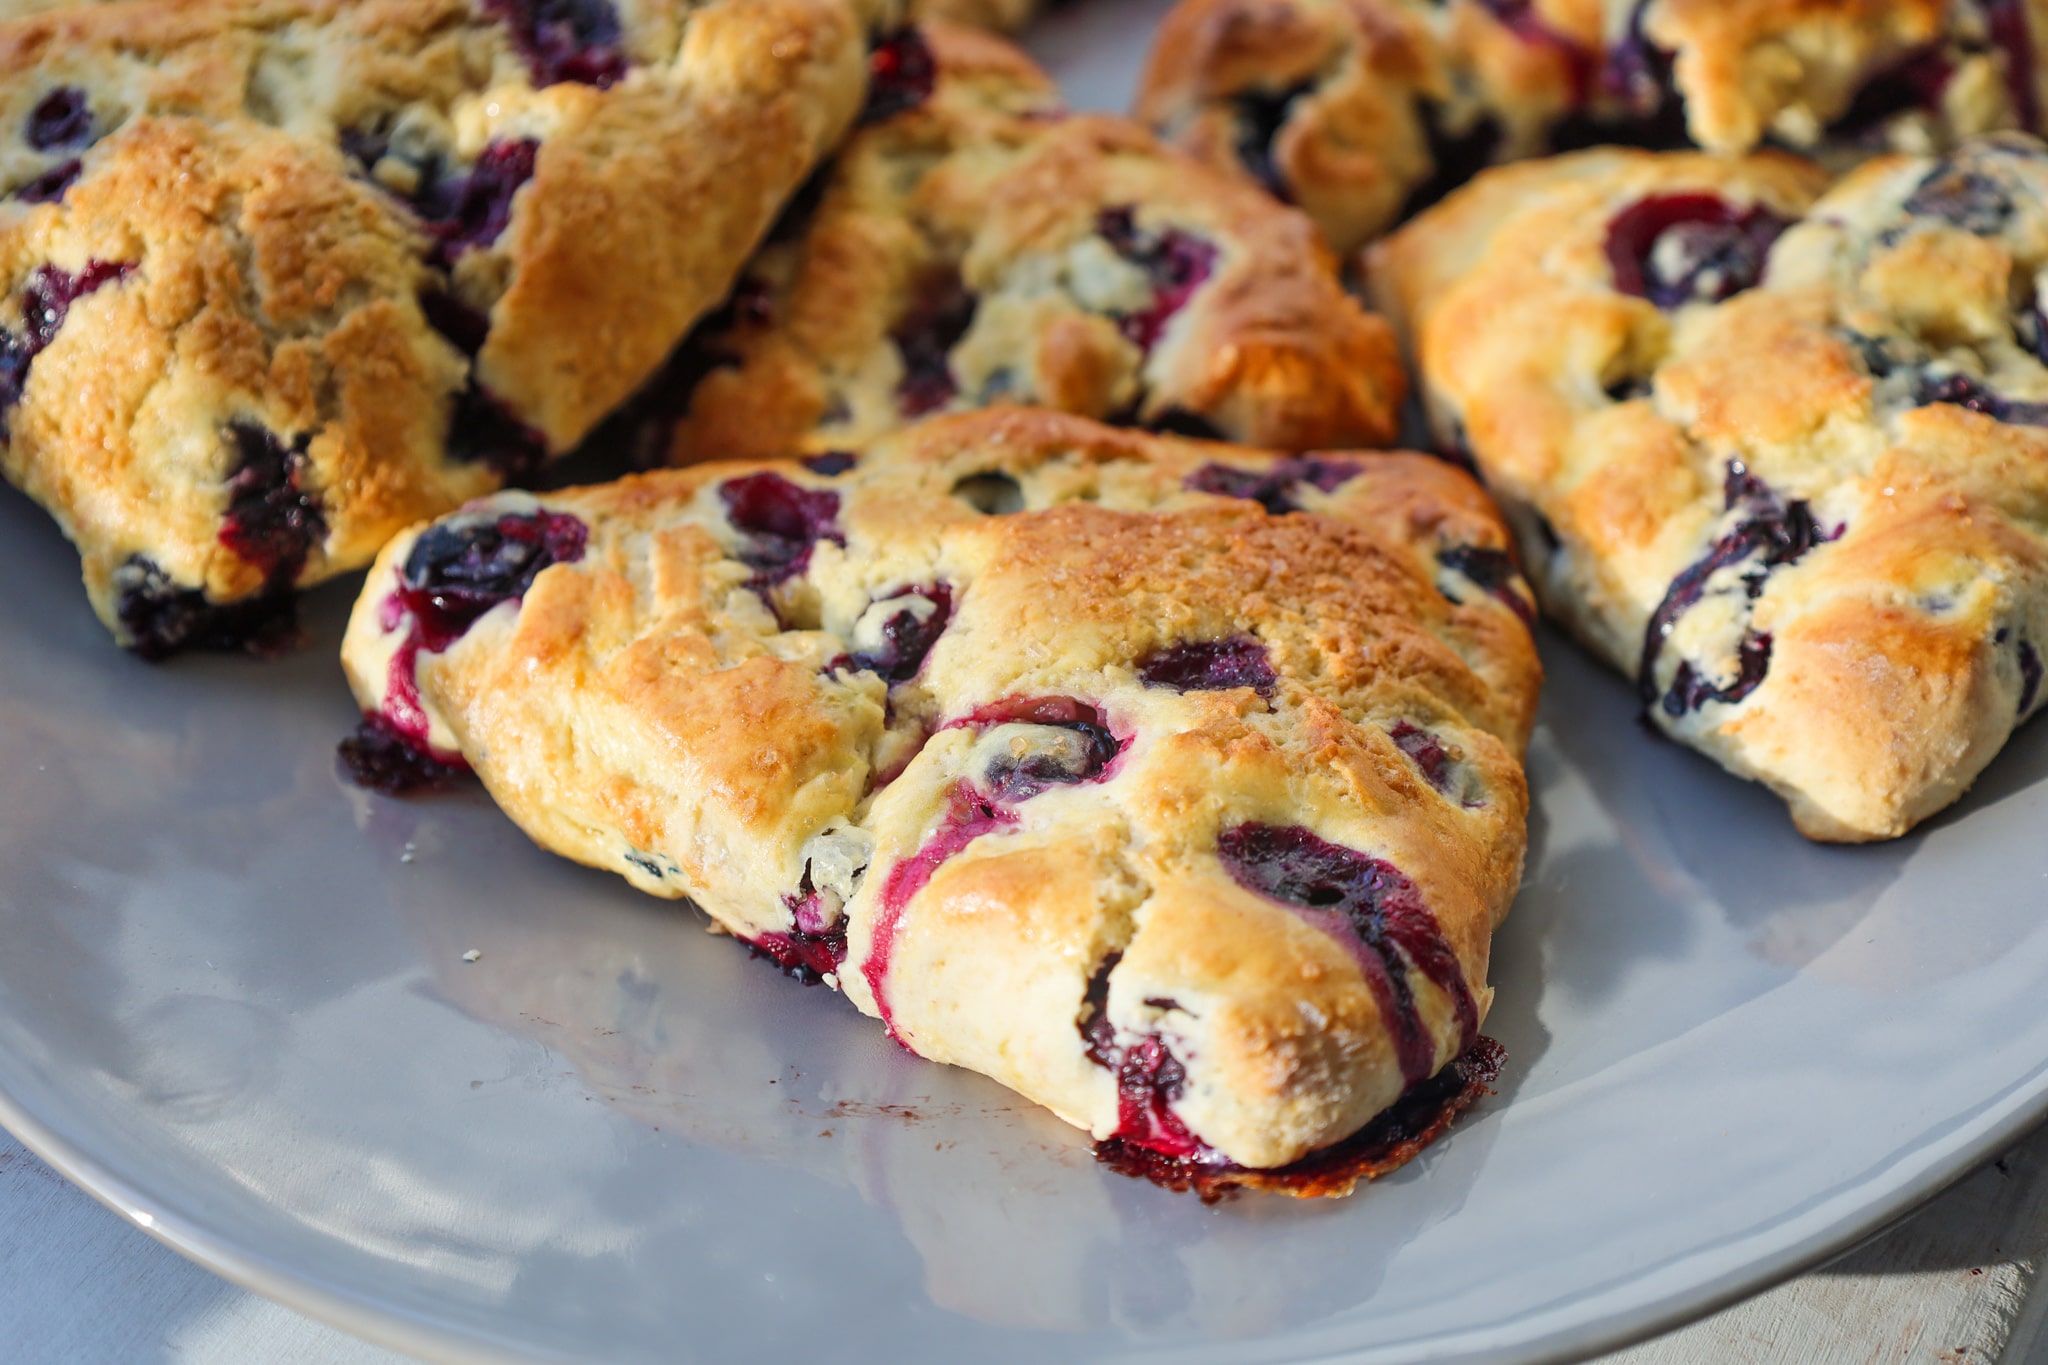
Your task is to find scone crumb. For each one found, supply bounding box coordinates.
[462,949,482,963]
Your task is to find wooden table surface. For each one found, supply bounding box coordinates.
[6,1119,2048,1364]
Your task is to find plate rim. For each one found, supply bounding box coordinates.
[3,1040,2045,1365]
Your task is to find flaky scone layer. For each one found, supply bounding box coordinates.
[1137,0,2043,254]
[342,409,1537,1171]
[664,21,1406,465]
[0,0,883,652]
[1373,136,2048,841]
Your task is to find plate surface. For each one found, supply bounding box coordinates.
[7,11,2048,1364]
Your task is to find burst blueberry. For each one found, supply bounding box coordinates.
[1605,193,1788,309]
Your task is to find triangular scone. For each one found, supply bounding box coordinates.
[0,0,888,654]
[653,21,1405,465]
[1373,135,2048,841]
[1134,0,2041,254]
[340,408,1537,1177]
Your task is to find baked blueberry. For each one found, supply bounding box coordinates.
[893,276,976,416]
[862,28,938,126]
[218,423,323,584]
[398,507,590,649]
[1605,193,1788,308]
[1136,635,1277,696]
[1218,822,1475,1082]
[25,87,91,151]
[485,0,628,90]
[1184,456,1359,514]
[1096,206,1219,350]
[835,584,954,683]
[718,472,843,585]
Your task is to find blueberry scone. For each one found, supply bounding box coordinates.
[340,408,1537,1181]
[655,22,1405,466]
[0,0,884,655]
[1137,0,2043,254]
[1373,135,2048,841]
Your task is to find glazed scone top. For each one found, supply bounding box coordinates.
[342,408,1538,1167]
[1373,136,2048,840]
[663,20,1407,463]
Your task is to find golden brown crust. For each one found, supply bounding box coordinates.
[1371,136,2048,841]
[341,407,1537,1170]
[1137,0,2047,254]
[666,22,1406,464]
[0,0,882,650]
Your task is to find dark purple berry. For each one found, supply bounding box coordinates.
[1388,721,1453,792]
[1078,950,1122,1067]
[1438,544,1535,627]
[2021,639,2042,715]
[893,275,976,416]
[338,124,392,176]
[421,289,491,356]
[801,450,857,476]
[415,139,540,265]
[23,259,132,350]
[1185,455,1360,514]
[1903,162,2016,234]
[1660,632,1772,715]
[218,422,324,585]
[861,28,936,126]
[1639,463,1836,714]
[833,583,952,684]
[750,862,850,984]
[113,556,302,661]
[1095,207,1219,350]
[1829,48,1954,138]
[398,507,589,649]
[25,87,91,151]
[962,696,1122,803]
[337,713,468,794]
[1602,0,1679,122]
[1605,193,1788,309]
[1136,635,1277,697]
[718,471,843,586]
[1217,822,1476,1082]
[13,158,81,204]
[1912,370,2048,427]
[0,258,133,437]
[484,0,628,89]
[1112,1036,1203,1158]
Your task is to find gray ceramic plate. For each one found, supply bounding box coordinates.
[6,10,2048,1363]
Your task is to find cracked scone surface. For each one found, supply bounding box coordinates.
[1135,0,2044,254]
[1373,135,2048,842]
[0,0,881,653]
[341,408,1538,1173]
[661,22,1405,465]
